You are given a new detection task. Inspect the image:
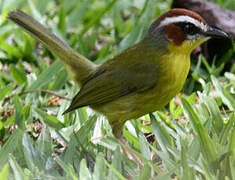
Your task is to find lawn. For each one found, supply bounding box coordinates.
[0,0,234,179]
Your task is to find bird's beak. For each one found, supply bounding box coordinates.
[204,27,229,38]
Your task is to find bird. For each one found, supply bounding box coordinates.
[8,8,228,139]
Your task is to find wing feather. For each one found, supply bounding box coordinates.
[63,60,159,114]
[63,43,161,114]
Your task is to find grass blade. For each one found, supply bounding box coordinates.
[108,147,122,180]
[55,158,78,180]
[181,97,217,171]
[13,95,24,129]
[0,163,9,180]
[211,75,235,110]
[79,159,91,180]
[0,84,15,101]
[34,108,64,129]
[0,130,22,170]
[9,65,27,86]
[93,153,105,180]
[137,164,151,180]
[81,0,117,35]
[8,154,25,180]
[105,160,126,180]
[150,113,172,156]
[28,60,63,90]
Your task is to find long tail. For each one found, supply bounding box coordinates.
[8,10,97,86]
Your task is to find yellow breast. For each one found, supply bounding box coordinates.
[155,41,191,99]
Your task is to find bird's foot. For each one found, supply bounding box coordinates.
[118,138,144,168]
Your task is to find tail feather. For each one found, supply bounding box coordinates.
[8,10,97,86]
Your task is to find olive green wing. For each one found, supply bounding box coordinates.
[63,61,159,114]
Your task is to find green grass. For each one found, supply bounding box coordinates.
[0,0,235,179]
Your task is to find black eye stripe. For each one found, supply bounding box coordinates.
[174,22,201,35]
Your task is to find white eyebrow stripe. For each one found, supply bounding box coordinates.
[159,15,208,32]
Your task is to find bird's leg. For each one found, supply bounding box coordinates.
[118,137,144,168]
[111,121,143,168]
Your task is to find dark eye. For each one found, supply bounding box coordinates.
[183,23,198,35]
[175,22,199,35]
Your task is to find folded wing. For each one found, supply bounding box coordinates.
[63,60,159,114]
